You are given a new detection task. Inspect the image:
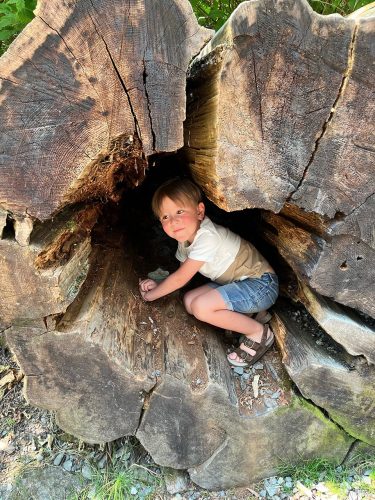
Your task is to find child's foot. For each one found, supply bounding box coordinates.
[227,325,274,367]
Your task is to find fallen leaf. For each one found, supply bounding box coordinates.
[0,371,15,388]
[0,435,15,453]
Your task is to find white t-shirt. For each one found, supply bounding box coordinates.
[175,217,242,281]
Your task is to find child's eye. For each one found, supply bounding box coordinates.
[161,215,169,221]
[177,209,184,215]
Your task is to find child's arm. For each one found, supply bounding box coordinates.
[139,258,204,301]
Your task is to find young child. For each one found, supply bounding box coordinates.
[139,178,279,367]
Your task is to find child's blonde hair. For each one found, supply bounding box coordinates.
[152,178,203,218]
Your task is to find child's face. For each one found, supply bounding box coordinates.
[159,196,205,243]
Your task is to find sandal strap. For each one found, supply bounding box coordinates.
[241,337,261,351]
[241,325,269,352]
[232,347,253,362]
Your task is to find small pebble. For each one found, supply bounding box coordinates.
[242,372,250,380]
[253,362,264,370]
[82,464,92,479]
[316,482,328,493]
[271,390,281,399]
[259,490,267,497]
[130,486,138,495]
[63,459,73,472]
[240,378,247,391]
[265,484,279,496]
[36,453,43,462]
[97,455,107,469]
[233,367,244,375]
[53,452,64,466]
[264,397,278,409]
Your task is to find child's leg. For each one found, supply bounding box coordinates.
[187,288,269,359]
[186,273,278,364]
[183,284,214,315]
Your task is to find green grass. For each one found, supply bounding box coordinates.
[74,464,161,500]
[278,455,375,499]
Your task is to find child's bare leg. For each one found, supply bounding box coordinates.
[188,289,270,359]
[183,284,214,315]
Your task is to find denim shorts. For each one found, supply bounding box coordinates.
[208,272,279,314]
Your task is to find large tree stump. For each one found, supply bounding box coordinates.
[1,0,374,490]
[8,228,353,487]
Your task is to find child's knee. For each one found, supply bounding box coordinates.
[190,296,207,321]
[183,291,194,315]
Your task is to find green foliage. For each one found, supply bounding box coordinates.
[189,0,242,30]
[308,0,372,15]
[0,0,36,54]
[190,0,374,29]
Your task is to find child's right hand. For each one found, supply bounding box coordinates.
[139,278,158,292]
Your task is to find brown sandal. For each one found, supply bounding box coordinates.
[227,324,274,367]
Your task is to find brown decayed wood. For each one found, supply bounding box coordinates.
[0,203,100,323]
[0,0,212,220]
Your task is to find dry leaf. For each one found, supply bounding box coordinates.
[0,371,15,388]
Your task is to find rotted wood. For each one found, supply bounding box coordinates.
[262,211,375,317]
[272,301,375,445]
[0,204,99,324]
[6,228,353,488]
[0,0,212,220]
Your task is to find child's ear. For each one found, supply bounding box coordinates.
[197,202,205,220]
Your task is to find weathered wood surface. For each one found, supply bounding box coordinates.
[272,302,375,445]
[262,211,375,317]
[6,227,353,487]
[292,281,375,365]
[184,0,374,217]
[0,205,99,324]
[0,0,212,220]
